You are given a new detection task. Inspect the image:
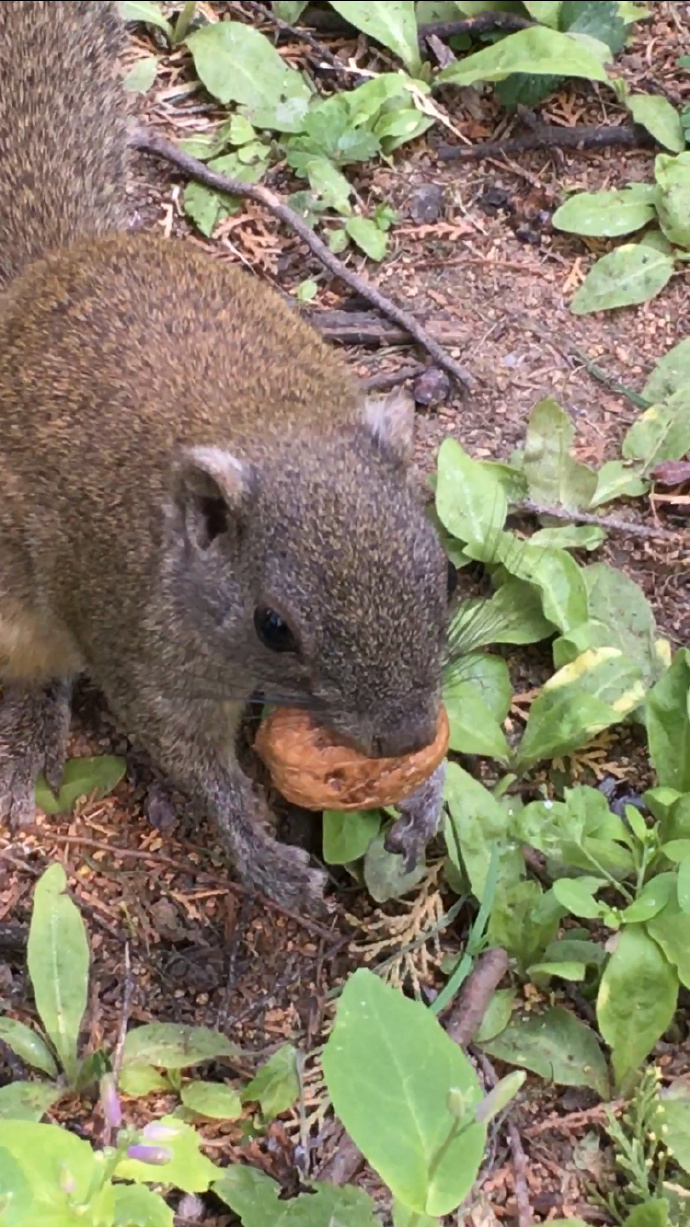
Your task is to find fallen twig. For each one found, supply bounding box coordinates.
[519,501,684,543]
[443,947,510,1046]
[362,364,427,392]
[437,123,656,162]
[420,12,533,44]
[256,0,345,74]
[131,127,473,393]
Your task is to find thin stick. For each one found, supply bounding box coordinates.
[519,501,683,543]
[478,1052,533,1227]
[131,127,473,393]
[443,947,509,1046]
[437,123,655,162]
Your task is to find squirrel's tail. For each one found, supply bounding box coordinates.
[0,1,128,288]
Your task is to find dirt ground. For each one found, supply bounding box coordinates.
[1,3,688,1223]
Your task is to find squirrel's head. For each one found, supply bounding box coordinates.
[165,391,454,759]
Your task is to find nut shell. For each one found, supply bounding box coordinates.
[254,706,449,812]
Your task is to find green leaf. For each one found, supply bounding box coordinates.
[122,1023,239,1070]
[242,1045,300,1117]
[622,391,690,470]
[322,969,486,1217]
[323,810,381,865]
[437,26,611,87]
[476,534,588,634]
[273,1,308,19]
[0,1145,34,1226]
[36,755,126,815]
[114,1116,218,1192]
[488,880,564,971]
[590,459,649,507]
[393,1203,439,1227]
[214,1165,380,1226]
[451,578,555,650]
[480,1006,610,1098]
[583,562,664,688]
[560,0,627,52]
[119,1,172,39]
[620,873,676,923]
[329,2,422,75]
[597,926,678,1086]
[657,1084,690,1177]
[523,1,562,27]
[522,397,598,511]
[571,243,675,313]
[114,1183,174,1227]
[446,652,512,725]
[375,107,434,154]
[647,891,690,988]
[123,55,159,94]
[530,525,605,550]
[345,216,389,260]
[305,157,353,215]
[552,187,656,237]
[444,765,522,900]
[643,337,690,401]
[444,678,510,759]
[552,876,607,919]
[118,1063,171,1097]
[627,95,685,152]
[0,1018,58,1078]
[363,832,427,903]
[654,151,690,247]
[646,650,690,792]
[26,864,89,1085]
[474,988,517,1044]
[187,22,310,108]
[517,648,645,768]
[623,1205,670,1227]
[180,1080,243,1121]
[0,1082,61,1122]
[436,438,507,546]
[0,1120,100,1208]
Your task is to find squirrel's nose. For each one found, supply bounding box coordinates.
[372,713,438,759]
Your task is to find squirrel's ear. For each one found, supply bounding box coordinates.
[170,445,257,551]
[360,390,415,467]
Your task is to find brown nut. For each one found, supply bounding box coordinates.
[254,706,449,812]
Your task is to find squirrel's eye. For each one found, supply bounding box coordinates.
[254,606,298,654]
[447,560,458,601]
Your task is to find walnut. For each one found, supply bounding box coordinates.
[254,706,449,812]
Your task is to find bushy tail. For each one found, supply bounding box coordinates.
[0,1,128,288]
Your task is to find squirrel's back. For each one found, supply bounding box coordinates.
[0,0,128,288]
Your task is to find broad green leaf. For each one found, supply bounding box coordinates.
[447,651,512,724]
[627,95,685,152]
[375,107,434,154]
[215,1165,380,1226]
[187,22,309,108]
[444,765,522,900]
[590,459,649,507]
[0,1018,58,1078]
[122,1023,239,1070]
[552,876,607,919]
[322,970,486,1217]
[522,397,598,510]
[113,1184,174,1227]
[119,1,172,39]
[623,1205,670,1227]
[623,391,690,470]
[571,243,675,313]
[450,578,555,650]
[114,1116,218,1192]
[583,562,663,687]
[118,1063,171,1097]
[123,55,159,94]
[323,810,381,865]
[597,926,678,1086]
[329,2,422,75]
[444,679,510,759]
[678,858,690,915]
[478,459,529,504]
[26,865,89,1085]
[183,149,269,237]
[657,1083,690,1177]
[655,151,690,245]
[648,891,690,987]
[561,0,627,52]
[273,1,308,19]
[305,157,353,214]
[530,525,605,550]
[364,832,427,902]
[0,1082,61,1122]
[523,1,562,26]
[518,786,636,879]
[643,337,690,401]
[619,873,676,923]
[646,650,690,792]
[474,988,517,1044]
[0,1120,99,1208]
[36,755,126,815]
[481,535,588,634]
[553,187,656,237]
[488,880,563,972]
[438,26,611,87]
[480,1005,610,1098]
[180,1080,243,1120]
[0,1145,34,1226]
[393,1203,439,1227]
[242,1045,300,1117]
[517,648,645,767]
[436,439,508,545]
[345,216,389,261]
[619,1,651,21]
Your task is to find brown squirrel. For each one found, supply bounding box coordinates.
[0,1,454,916]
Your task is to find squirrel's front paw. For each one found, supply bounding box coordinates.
[0,681,71,830]
[230,826,333,919]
